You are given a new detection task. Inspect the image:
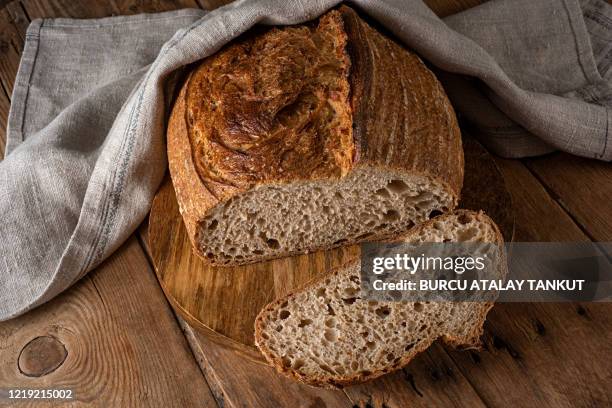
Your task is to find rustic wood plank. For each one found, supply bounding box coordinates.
[438,158,612,407]
[0,86,8,158]
[4,2,29,40]
[345,344,488,408]
[179,318,354,408]
[22,0,116,18]
[0,237,219,407]
[448,301,612,407]
[0,4,26,96]
[524,153,612,242]
[495,158,589,242]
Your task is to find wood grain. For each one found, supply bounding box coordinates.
[0,4,26,96]
[525,153,612,242]
[22,0,115,18]
[344,344,488,408]
[179,318,354,408]
[0,237,219,407]
[437,157,612,407]
[0,87,8,158]
[495,158,588,242]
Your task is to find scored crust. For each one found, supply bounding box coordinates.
[254,210,505,388]
[167,6,464,263]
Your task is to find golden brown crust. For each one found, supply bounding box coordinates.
[167,79,219,243]
[340,6,463,196]
[185,11,354,202]
[254,210,505,389]
[168,6,464,263]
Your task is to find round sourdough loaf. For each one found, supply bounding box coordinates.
[167,6,463,265]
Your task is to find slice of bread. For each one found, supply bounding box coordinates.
[254,210,504,388]
[167,6,463,266]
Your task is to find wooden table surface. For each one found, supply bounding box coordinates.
[0,0,611,407]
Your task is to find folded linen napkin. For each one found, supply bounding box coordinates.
[1,0,610,320]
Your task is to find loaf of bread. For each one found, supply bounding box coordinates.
[167,6,463,265]
[254,210,504,388]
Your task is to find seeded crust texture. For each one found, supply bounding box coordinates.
[254,210,505,388]
[167,6,464,265]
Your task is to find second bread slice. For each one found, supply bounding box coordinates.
[255,210,504,388]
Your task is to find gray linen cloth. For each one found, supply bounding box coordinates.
[1,0,611,320]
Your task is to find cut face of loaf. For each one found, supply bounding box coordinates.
[255,211,504,388]
[199,167,454,263]
[167,6,463,266]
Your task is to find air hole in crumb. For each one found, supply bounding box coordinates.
[266,239,280,249]
[275,325,283,332]
[279,310,290,319]
[375,306,391,318]
[360,370,372,376]
[342,297,358,305]
[383,209,400,222]
[405,343,415,351]
[344,287,359,296]
[333,238,347,245]
[387,179,409,194]
[324,329,338,342]
[351,361,359,371]
[298,319,313,328]
[208,219,218,230]
[325,318,336,328]
[316,288,326,297]
[281,356,291,368]
[386,353,395,362]
[458,213,472,224]
[206,253,214,259]
[428,210,443,219]
[253,249,264,255]
[261,332,269,340]
[366,341,375,349]
[375,188,391,198]
[419,324,427,332]
[327,304,336,316]
[413,302,424,312]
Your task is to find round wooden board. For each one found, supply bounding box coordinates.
[148,135,514,356]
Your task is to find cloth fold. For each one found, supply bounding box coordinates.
[1,0,611,320]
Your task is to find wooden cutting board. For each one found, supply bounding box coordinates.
[148,135,514,358]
